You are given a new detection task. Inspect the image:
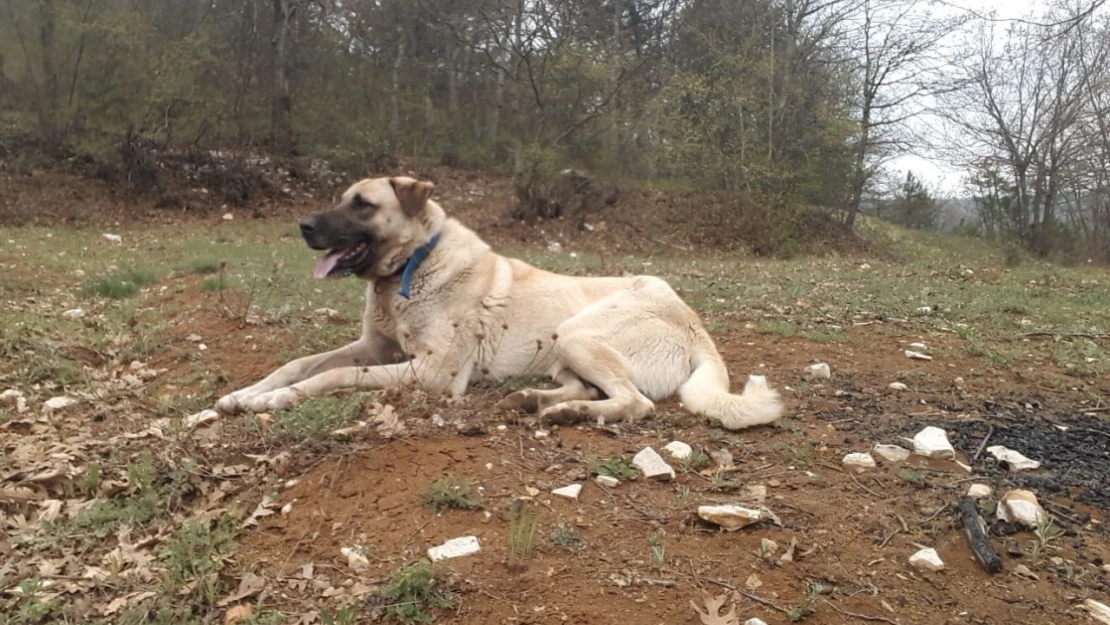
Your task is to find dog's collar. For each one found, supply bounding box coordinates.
[397,232,441,300]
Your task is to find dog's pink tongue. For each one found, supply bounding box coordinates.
[313,250,344,279]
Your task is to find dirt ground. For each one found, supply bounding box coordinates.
[2,169,1110,625]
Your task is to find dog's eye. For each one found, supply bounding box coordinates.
[352,195,378,211]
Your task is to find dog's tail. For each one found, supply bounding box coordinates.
[677,336,784,430]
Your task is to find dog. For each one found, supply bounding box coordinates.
[215,176,784,430]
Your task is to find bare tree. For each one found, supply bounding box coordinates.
[842,0,964,227]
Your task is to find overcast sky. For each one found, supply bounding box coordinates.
[887,0,1049,196]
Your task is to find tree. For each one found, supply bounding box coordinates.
[889,171,939,230]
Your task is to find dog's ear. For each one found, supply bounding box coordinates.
[389,177,435,217]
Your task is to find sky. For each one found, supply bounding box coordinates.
[886,0,1050,196]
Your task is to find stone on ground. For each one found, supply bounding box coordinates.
[697,504,762,531]
[987,445,1041,471]
[966,484,992,499]
[804,362,831,379]
[911,426,955,459]
[873,444,911,462]
[909,547,945,572]
[552,484,583,500]
[663,441,693,460]
[633,447,676,481]
[843,452,876,472]
[595,475,619,488]
[997,489,1047,527]
[427,536,481,562]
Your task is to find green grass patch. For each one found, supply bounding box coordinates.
[586,455,638,480]
[189,259,222,275]
[86,268,158,299]
[378,560,456,624]
[421,476,480,512]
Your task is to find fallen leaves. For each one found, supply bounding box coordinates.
[241,496,277,529]
[691,591,739,625]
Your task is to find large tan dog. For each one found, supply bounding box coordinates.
[216,176,784,429]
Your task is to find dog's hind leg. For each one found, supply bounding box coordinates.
[497,369,599,414]
[537,333,655,425]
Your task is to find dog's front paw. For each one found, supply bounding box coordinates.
[496,390,540,414]
[246,387,305,413]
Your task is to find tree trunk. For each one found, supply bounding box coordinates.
[390,28,405,148]
[38,0,59,142]
[271,0,294,151]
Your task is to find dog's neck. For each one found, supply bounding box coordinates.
[396,233,441,299]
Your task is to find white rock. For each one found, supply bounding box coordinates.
[186,333,203,343]
[663,441,693,460]
[552,484,582,500]
[312,308,339,318]
[697,504,763,531]
[1083,599,1110,625]
[742,484,767,504]
[61,308,85,320]
[43,396,78,412]
[0,389,24,403]
[915,306,934,314]
[804,362,831,380]
[595,475,619,488]
[909,342,928,350]
[222,213,234,221]
[427,536,481,562]
[987,446,1041,472]
[912,426,955,459]
[632,447,675,481]
[997,489,1047,527]
[872,444,911,463]
[843,453,876,472]
[909,547,945,572]
[102,233,122,244]
[888,382,909,391]
[859,263,871,270]
[534,430,550,439]
[745,620,769,625]
[966,484,992,499]
[340,547,369,571]
[183,409,219,429]
[281,502,293,515]
[905,350,933,361]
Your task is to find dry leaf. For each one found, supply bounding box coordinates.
[241,496,276,529]
[218,572,266,607]
[224,603,253,625]
[745,573,762,590]
[690,591,738,625]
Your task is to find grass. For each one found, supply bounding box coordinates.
[648,532,666,570]
[86,268,157,299]
[507,499,540,566]
[677,450,711,474]
[421,476,480,512]
[189,259,222,275]
[268,396,365,447]
[549,522,583,551]
[378,560,455,624]
[586,455,638,480]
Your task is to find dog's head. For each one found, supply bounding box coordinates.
[300,176,437,280]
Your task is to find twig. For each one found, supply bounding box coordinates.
[919,503,951,526]
[850,474,883,498]
[1020,331,1109,340]
[822,600,900,624]
[972,425,994,462]
[706,580,791,614]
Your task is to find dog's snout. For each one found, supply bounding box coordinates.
[299,217,318,236]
